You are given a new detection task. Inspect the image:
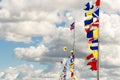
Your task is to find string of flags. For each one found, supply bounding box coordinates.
[60,61,67,80]
[60,0,101,79]
[84,0,100,71]
[61,49,76,80]
[60,20,76,80]
[69,49,75,80]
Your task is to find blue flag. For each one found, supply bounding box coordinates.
[87,30,93,38]
[84,2,94,11]
[84,18,93,26]
[92,39,98,43]
[90,46,98,50]
[93,8,99,18]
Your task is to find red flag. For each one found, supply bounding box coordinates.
[86,53,94,60]
[88,38,94,43]
[91,19,99,27]
[87,59,97,71]
[71,72,74,77]
[95,0,100,6]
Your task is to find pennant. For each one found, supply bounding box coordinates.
[84,2,94,11]
[70,22,75,30]
[84,18,93,26]
[63,46,67,51]
[86,53,94,60]
[95,0,100,6]
[86,52,98,60]
[84,2,90,10]
[87,58,97,71]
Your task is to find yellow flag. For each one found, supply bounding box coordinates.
[93,51,98,59]
[70,68,73,72]
[86,9,94,16]
[93,28,98,39]
[63,46,67,51]
[86,9,94,20]
[88,43,98,59]
[70,49,74,53]
[86,16,93,20]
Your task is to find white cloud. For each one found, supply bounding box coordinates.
[101,0,120,14]
[14,45,49,61]
[0,64,61,80]
[0,21,57,43]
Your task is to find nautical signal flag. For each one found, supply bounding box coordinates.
[84,18,93,26]
[84,2,94,11]
[63,46,67,51]
[92,8,99,18]
[70,49,74,53]
[70,22,75,30]
[87,58,97,71]
[85,9,94,17]
[95,0,100,6]
[91,19,99,27]
[86,53,94,60]
[86,52,98,60]
[87,28,98,39]
[93,28,98,39]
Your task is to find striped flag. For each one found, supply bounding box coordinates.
[70,22,75,30]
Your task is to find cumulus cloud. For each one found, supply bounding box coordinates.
[14,45,49,61]
[0,21,57,43]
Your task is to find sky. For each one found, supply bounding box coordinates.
[0,0,120,80]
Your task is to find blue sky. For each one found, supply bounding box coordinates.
[0,37,47,70]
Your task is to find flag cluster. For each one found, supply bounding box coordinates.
[84,0,100,71]
[60,61,67,80]
[60,49,75,80]
[69,49,75,80]
[60,20,76,79]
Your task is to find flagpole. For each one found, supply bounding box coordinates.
[97,41,99,80]
[97,0,100,79]
[73,21,75,50]
[73,20,76,80]
[98,0,101,79]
